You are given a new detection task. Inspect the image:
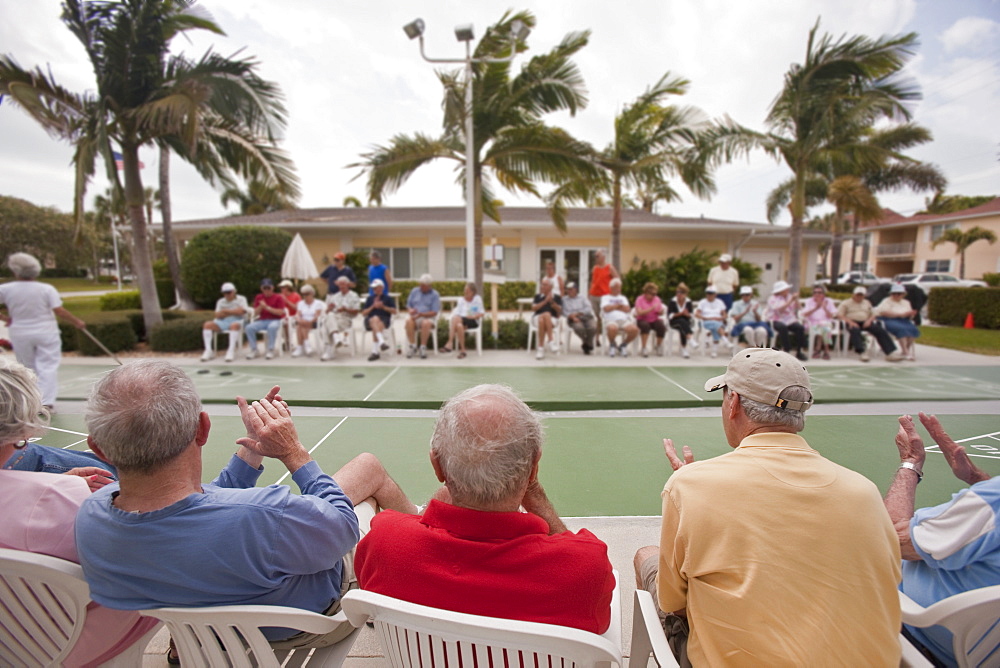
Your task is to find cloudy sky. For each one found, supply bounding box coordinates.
[1,0,997,225]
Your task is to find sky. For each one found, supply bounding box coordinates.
[0,0,997,226]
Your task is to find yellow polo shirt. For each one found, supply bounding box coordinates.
[658,432,901,666]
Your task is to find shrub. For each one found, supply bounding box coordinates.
[40,267,88,278]
[149,315,212,352]
[75,316,137,355]
[181,226,292,308]
[156,279,176,307]
[58,322,78,352]
[100,290,141,311]
[345,249,371,295]
[485,317,529,349]
[489,281,536,311]
[124,309,192,342]
[984,272,1000,287]
[622,249,763,302]
[927,287,1000,329]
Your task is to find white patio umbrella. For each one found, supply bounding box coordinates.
[281,233,319,281]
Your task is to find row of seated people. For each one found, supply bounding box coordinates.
[2,351,994,666]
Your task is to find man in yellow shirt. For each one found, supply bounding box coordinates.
[634,349,901,666]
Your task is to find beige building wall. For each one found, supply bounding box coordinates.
[915,216,1000,278]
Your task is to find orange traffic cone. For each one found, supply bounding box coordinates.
[964,312,975,329]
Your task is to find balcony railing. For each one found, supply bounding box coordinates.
[876,242,915,257]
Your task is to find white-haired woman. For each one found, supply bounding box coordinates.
[291,284,323,357]
[442,282,483,359]
[0,359,155,665]
[0,253,86,408]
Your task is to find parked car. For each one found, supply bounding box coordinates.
[834,271,889,285]
[892,273,987,294]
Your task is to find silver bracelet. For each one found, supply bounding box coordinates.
[898,462,923,483]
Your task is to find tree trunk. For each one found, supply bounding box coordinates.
[122,144,163,331]
[611,178,623,272]
[829,204,844,280]
[158,146,196,309]
[959,250,966,279]
[788,172,806,290]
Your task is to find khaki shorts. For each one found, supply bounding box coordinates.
[268,499,377,650]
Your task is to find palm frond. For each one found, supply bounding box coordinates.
[350,133,461,204]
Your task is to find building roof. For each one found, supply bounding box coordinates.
[861,197,1000,230]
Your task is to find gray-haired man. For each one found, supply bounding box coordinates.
[634,349,902,666]
[562,281,597,354]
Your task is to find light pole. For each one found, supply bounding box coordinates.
[403,18,529,287]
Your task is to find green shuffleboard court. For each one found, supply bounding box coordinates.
[57,363,1000,409]
[35,412,1000,517]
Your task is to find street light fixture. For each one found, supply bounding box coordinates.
[402,17,529,286]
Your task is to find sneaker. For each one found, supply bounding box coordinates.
[380,342,390,352]
[796,351,808,361]
[549,340,560,353]
[406,345,416,359]
[641,347,649,358]
[655,344,664,356]
[200,350,214,362]
[710,344,718,358]
[860,350,870,362]
[224,350,235,363]
[724,338,734,350]
[321,345,333,361]
[265,350,274,360]
[812,350,822,359]
[419,346,427,359]
[305,342,314,356]
[682,347,690,359]
[536,347,545,360]
[582,343,592,355]
[368,352,380,362]
[620,344,629,358]
[689,339,699,349]
[822,351,830,360]
[291,345,304,358]
[886,351,903,362]
[245,349,258,360]
[608,345,617,358]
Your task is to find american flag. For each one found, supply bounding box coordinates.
[112,151,145,170]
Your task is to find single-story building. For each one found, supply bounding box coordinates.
[161,207,830,293]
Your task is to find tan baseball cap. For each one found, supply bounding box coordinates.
[704,348,813,411]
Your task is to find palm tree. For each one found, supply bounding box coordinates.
[1,0,299,330]
[352,10,598,289]
[547,73,715,270]
[931,226,997,279]
[708,20,920,288]
[221,178,298,215]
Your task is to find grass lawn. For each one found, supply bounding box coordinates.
[919,325,1000,356]
[61,296,104,317]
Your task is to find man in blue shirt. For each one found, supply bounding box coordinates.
[75,360,416,654]
[886,412,1000,666]
[319,252,356,295]
[362,279,397,361]
[405,274,441,360]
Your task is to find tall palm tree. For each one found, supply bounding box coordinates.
[547,73,715,270]
[352,11,598,289]
[931,226,997,279]
[221,178,298,215]
[708,20,920,288]
[1,0,298,330]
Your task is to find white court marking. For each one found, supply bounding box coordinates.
[272,416,350,485]
[646,367,704,402]
[925,431,1000,460]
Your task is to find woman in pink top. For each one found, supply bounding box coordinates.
[0,359,157,667]
[634,282,667,357]
[801,284,838,359]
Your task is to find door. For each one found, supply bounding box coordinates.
[538,248,593,293]
[740,250,782,292]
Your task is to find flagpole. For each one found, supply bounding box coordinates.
[110,211,122,292]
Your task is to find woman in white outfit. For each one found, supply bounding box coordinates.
[0,253,86,408]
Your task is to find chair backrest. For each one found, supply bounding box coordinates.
[0,547,91,667]
[900,586,1000,668]
[341,589,622,668]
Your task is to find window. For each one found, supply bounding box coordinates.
[504,247,520,279]
[925,259,951,273]
[929,223,958,242]
[445,248,466,280]
[369,247,428,280]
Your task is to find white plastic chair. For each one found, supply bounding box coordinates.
[899,586,1000,668]
[0,547,160,667]
[212,320,245,357]
[447,313,484,356]
[629,589,680,668]
[527,313,565,355]
[140,604,361,668]
[341,588,623,668]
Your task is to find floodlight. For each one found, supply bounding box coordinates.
[510,19,529,42]
[454,24,474,42]
[403,19,425,40]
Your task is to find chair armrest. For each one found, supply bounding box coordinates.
[629,590,678,667]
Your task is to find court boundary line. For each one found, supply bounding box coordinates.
[273,416,350,485]
[46,426,89,437]
[926,430,1000,460]
[363,366,400,402]
[645,366,703,402]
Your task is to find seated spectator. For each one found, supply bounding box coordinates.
[562,281,597,355]
[887,412,1000,666]
[320,252,356,294]
[837,286,902,362]
[542,259,565,295]
[362,279,396,362]
[291,285,324,357]
[201,282,248,363]
[728,286,771,348]
[667,283,694,358]
[355,384,614,634]
[633,349,901,666]
[278,279,301,316]
[405,274,441,360]
[634,282,667,358]
[76,361,416,659]
[694,286,731,358]
[441,282,483,359]
[876,283,920,361]
[244,278,286,360]
[766,280,807,361]
[601,278,638,358]
[322,276,360,361]
[0,359,156,666]
[801,283,837,359]
[531,277,562,360]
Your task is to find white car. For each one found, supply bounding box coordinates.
[893,273,987,294]
[835,271,889,285]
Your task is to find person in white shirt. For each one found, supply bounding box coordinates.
[707,254,739,310]
[729,286,772,348]
[322,276,361,361]
[441,282,484,359]
[695,286,731,358]
[201,282,248,362]
[600,278,638,358]
[291,285,324,357]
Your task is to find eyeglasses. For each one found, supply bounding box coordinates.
[13,439,28,450]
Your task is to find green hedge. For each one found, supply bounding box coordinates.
[622,249,763,302]
[392,280,536,311]
[984,273,1000,287]
[156,279,176,307]
[149,315,213,352]
[59,322,78,352]
[927,287,1000,329]
[100,290,142,311]
[434,316,528,350]
[181,226,292,308]
[75,318,137,355]
[124,310,197,342]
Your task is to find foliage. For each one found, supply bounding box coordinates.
[149,314,212,352]
[930,226,997,279]
[58,322,78,352]
[156,278,176,307]
[344,249,371,295]
[124,309,187,341]
[621,249,762,302]
[74,316,137,355]
[927,288,1000,330]
[181,226,292,307]
[99,290,141,311]
[917,325,1000,356]
[220,179,298,215]
[485,317,529,349]
[920,193,996,215]
[0,195,96,273]
[983,273,1000,287]
[388,279,535,311]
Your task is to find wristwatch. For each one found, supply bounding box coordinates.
[898,461,923,483]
